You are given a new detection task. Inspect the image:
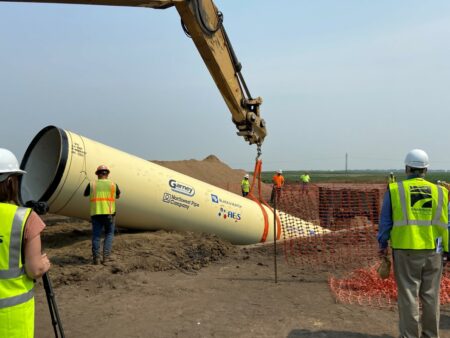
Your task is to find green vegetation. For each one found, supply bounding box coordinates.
[261,170,450,184]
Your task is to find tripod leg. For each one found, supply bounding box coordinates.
[43,273,65,338]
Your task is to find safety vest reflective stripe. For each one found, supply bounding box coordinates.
[0,289,34,308]
[393,182,447,228]
[0,207,28,278]
[433,185,445,225]
[0,267,25,279]
[9,208,28,268]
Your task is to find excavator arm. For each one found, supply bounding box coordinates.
[2,0,267,146]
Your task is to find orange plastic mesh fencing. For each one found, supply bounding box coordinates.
[278,183,383,270]
[276,183,450,308]
[329,265,450,309]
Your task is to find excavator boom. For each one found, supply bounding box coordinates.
[2,0,266,145]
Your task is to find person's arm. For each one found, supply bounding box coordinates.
[377,191,393,254]
[23,212,50,279]
[83,183,90,197]
[24,236,50,279]
[443,203,450,266]
[116,184,121,199]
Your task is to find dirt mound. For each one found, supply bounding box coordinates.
[152,155,272,197]
[41,214,238,287]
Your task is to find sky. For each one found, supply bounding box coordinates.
[1,0,450,171]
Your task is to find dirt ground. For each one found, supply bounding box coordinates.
[32,157,450,337]
[33,216,450,338]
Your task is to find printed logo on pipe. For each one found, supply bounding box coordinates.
[169,179,195,196]
[210,194,242,209]
[162,192,200,210]
[217,207,241,222]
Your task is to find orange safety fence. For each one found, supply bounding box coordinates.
[329,264,450,309]
[276,182,450,308]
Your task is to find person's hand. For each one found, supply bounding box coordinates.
[378,248,388,257]
[41,253,51,273]
[438,181,450,190]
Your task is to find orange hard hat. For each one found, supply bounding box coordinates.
[95,165,110,175]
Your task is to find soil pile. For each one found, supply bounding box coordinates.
[41,215,238,287]
[153,154,272,198]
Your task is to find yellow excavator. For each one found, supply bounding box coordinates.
[2,0,267,151]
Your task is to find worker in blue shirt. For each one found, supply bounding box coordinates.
[378,149,449,338]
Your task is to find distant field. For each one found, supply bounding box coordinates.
[261,170,450,184]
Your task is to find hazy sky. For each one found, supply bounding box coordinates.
[1,1,450,171]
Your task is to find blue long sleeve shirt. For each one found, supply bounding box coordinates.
[377,177,450,251]
[377,190,393,249]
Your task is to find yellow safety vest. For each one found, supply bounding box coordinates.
[300,175,310,183]
[241,179,250,193]
[0,203,35,338]
[389,178,449,251]
[388,176,396,183]
[89,179,117,216]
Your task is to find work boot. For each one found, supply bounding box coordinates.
[102,254,113,265]
[92,256,100,265]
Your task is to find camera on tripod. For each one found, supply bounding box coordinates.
[25,200,49,215]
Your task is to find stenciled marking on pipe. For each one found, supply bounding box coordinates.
[71,142,86,157]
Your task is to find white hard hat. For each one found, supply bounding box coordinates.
[244,174,249,178]
[0,148,26,182]
[404,149,429,169]
[277,169,282,174]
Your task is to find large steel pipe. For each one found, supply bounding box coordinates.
[20,126,328,245]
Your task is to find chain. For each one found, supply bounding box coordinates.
[255,144,262,161]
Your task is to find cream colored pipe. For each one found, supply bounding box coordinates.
[20,126,329,245]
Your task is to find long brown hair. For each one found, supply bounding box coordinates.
[0,175,21,205]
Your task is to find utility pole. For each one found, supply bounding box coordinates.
[345,153,348,173]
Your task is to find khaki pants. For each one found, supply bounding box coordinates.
[393,249,443,338]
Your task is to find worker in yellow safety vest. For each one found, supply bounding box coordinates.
[0,148,51,338]
[377,149,449,338]
[241,174,250,197]
[300,172,311,195]
[84,165,121,265]
[388,171,396,184]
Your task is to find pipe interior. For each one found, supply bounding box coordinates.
[20,128,63,203]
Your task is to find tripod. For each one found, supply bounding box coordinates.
[42,272,65,338]
[24,201,66,337]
